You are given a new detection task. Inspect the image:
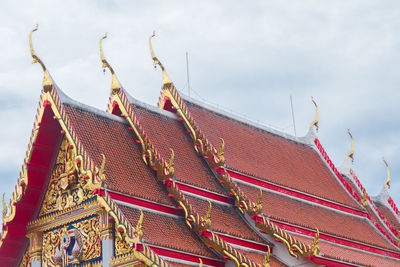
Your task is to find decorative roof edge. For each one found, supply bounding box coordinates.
[107,86,263,266]
[153,69,317,260]
[314,138,400,249]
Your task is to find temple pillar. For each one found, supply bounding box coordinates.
[99,211,114,266]
[26,231,43,267]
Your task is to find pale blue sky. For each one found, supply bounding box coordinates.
[0,1,399,224]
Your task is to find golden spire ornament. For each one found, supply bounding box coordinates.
[100,32,122,95]
[149,31,172,87]
[310,97,319,132]
[345,129,354,163]
[383,157,391,190]
[29,24,53,92]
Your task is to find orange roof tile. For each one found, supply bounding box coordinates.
[64,104,174,206]
[239,183,394,250]
[132,102,225,195]
[185,100,360,209]
[184,195,263,243]
[119,205,217,258]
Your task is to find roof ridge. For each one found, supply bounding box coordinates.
[179,91,315,146]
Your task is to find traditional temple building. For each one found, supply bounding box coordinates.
[0,26,399,267]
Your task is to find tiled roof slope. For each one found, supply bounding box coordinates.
[375,202,400,230]
[239,183,393,250]
[119,205,217,258]
[131,100,225,195]
[128,99,267,244]
[184,98,360,210]
[63,103,174,206]
[292,232,400,267]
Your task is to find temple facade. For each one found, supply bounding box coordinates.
[0,26,399,267]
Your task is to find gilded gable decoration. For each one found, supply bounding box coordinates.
[263,246,271,267]
[40,137,96,216]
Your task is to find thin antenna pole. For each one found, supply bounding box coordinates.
[186,52,190,97]
[290,95,297,136]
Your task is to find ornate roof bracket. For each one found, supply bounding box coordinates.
[100,32,122,95]
[383,157,391,190]
[30,24,53,92]
[310,96,319,132]
[345,129,354,163]
[149,31,172,88]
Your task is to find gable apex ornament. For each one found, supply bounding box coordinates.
[149,31,172,87]
[310,96,319,132]
[383,157,391,190]
[100,32,122,95]
[29,24,53,92]
[345,128,354,163]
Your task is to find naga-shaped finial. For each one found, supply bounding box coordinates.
[149,31,172,87]
[100,32,122,95]
[29,24,53,92]
[256,188,263,213]
[263,246,271,267]
[204,200,212,228]
[135,210,144,242]
[383,157,391,190]
[2,193,8,220]
[310,97,319,132]
[346,129,354,163]
[361,188,367,208]
[199,258,203,267]
[311,227,320,255]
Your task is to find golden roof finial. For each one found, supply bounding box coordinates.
[204,200,212,228]
[149,31,172,87]
[29,24,53,92]
[345,129,354,163]
[199,258,203,267]
[383,157,391,190]
[263,245,271,267]
[361,188,367,208]
[256,188,263,213]
[2,193,8,220]
[311,227,320,255]
[100,32,122,95]
[310,97,319,132]
[135,210,144,242]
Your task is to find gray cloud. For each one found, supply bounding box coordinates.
[0,0,399,213]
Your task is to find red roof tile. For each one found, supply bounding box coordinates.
[185,100,360,209]
[184,195,263,243]
[375,202,400,230]
[132,102,225,195]
[234,249,287,267]
[64,104,174,206]
[239,183,394,250]
[292,233,400,267]
[119,205,217,258]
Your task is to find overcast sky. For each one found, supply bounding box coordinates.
[0,1,399,223]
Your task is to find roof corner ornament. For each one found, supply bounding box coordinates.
[96,154,106,186]
[204,200,212,228]
[2,193,8,221]
[256,188,263,214]
[310,97,319,132]
[100,32,122,95]
[134,210,144,243]
[383,157,391,190]
[199,258,203,267]
[311,227,320,255]
[29,24,53,92]
[149,31,172,88]
[345,129,354,163]
[361,188,367,208]
[263,245,271,267]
